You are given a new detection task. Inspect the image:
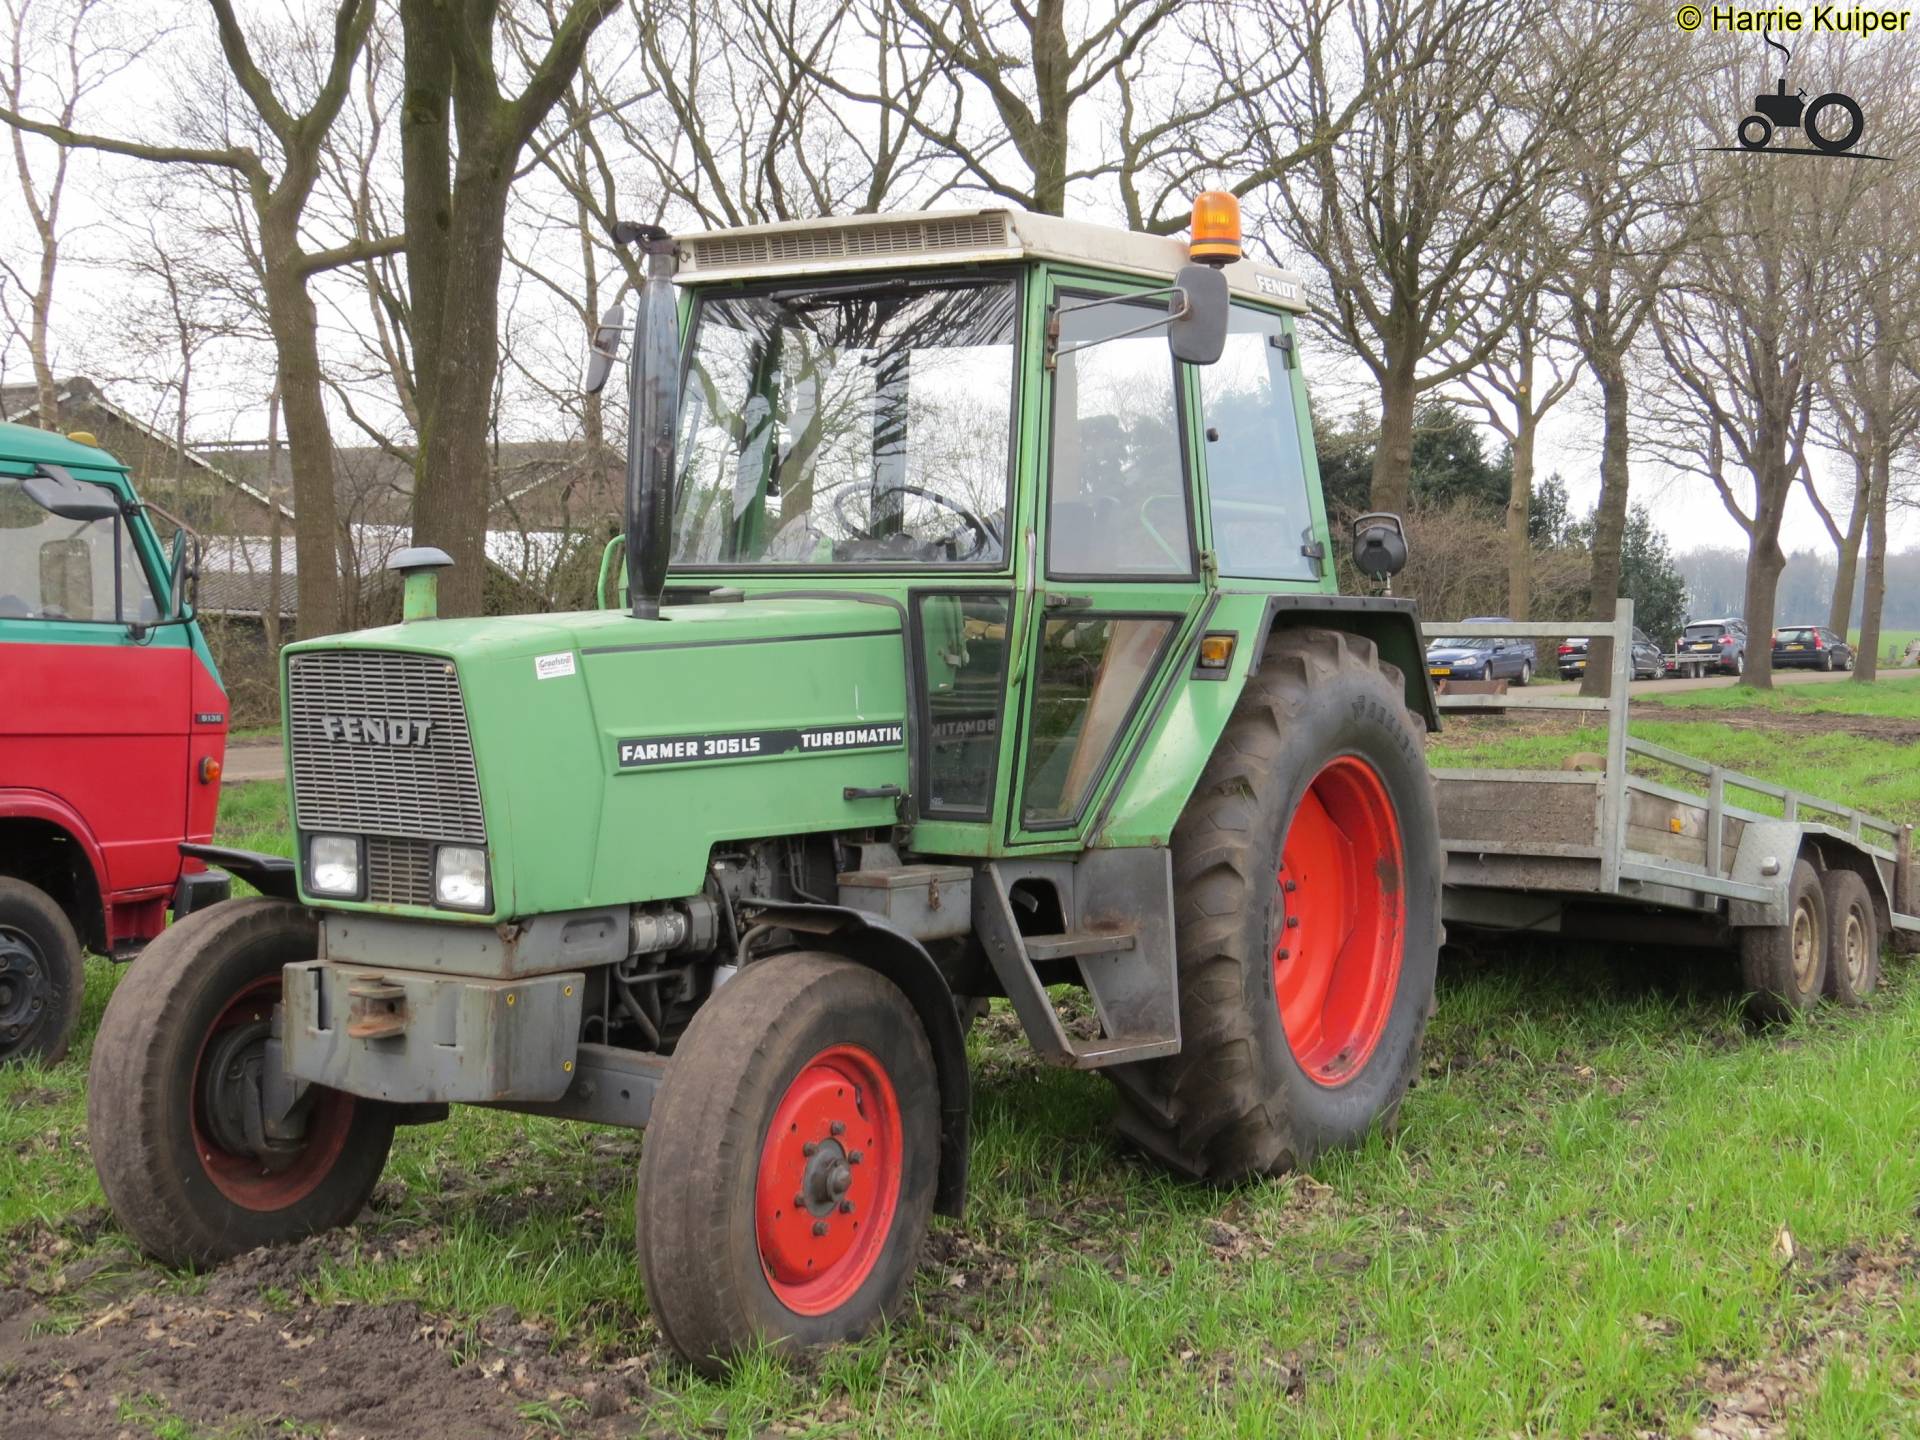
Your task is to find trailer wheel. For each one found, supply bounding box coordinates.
[1740,859,1828,1021]
[636,953,938,1374]
[1110,628,1442,1181]
[0,877,85,1065]
[88,899,394,1266]
[1821,870,1880,1006]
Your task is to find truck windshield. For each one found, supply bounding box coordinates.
[0,474,160,623]
[670,276,1019,568]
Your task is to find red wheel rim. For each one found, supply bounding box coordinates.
[1274,755,1406,1087]
[189,976,356,1210]
[754,1044,901,1316]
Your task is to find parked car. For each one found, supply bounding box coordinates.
[0,422,229,1064]
[1557,627,1665,681]
[1772,623,1854,671]
[1427,619,1537,685]
[1675,617,1749,676]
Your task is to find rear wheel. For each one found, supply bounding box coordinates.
[1740,859,1827,1022]
[636,953,938,1375]
[88,899,394,1265]
[1821,870,1880,1006]
[1110,628,1441,1180]
[1517,659,1533,687]
[0,877,84,1065]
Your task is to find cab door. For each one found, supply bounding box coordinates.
[1007,273,1209,847]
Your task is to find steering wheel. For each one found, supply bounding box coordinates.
[831,482,996,561]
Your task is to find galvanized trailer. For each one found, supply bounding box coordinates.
[1425,604,1920,996]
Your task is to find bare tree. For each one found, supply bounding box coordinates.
[1,0,399,638]
[1260,0,1578,518]
[398,0,617,618]
[0,0,152,427]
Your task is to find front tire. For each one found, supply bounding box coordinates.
[1740,859,1827,1022]
[636,953,938,1375]
[1517,659,1533,687]
[1109,628,1441,1180]
[0,877,85,1065]
[88,899,394,1266]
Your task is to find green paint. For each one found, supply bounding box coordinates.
[281,249,1382,924]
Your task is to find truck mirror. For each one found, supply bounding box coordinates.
[582,301,627,396]
[1352,512,1409,582]
[1167,264,1229,366]
[24,464,119,521]
[166,529,196,621]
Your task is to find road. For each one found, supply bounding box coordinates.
[1532,665,1920,695]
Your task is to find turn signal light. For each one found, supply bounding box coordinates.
[198,755,221,785]
[1198,633,1237,670]
[1188,190,1241,266]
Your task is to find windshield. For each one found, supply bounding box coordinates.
[1429,636,1493,651]
[0,474,160,623]
[670,276,1019,568]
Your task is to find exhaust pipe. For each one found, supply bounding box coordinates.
[619,222,679,620]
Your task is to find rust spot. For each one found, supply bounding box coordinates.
[1374,855,1403,894]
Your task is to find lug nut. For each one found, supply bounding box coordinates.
[802,1141,818,1156]
[793,1191,805,1207]
[1283,879,1297,892]
[848,1149,863,1164]
[812,1220,829,1236]
[839,1200,855,1214]
[829,1120,845,1136]
[1286,915,1300,928]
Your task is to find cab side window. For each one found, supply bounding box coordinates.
[0,475,159,623]
[1045,294,1193,578]
[1196,306,1317,580]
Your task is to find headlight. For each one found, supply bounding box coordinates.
[434,845,489,911]
[308,835,362,897]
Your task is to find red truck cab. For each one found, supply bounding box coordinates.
[0,422,229,1062]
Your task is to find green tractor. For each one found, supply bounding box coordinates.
[88,196,1441,1372]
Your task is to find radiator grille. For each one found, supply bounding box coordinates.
[365,836,436,908]
[287,649,487,851]
[684,214,1011,272]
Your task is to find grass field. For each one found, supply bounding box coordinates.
[5,686,1920,1437]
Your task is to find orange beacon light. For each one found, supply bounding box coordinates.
[1188,190,1241,267]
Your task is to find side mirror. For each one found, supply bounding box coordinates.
[1352,512,1409,582]
[582,301,627,396]
[1167,263,1229,366]
[166,529,196,621]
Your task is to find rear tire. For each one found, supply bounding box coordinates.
[1517,659,1533,687]
[1109,628,1441,1180]
[1821,870,1880,1006]
[88,899,394,1266]
[0,877,85,1065]
[1740,859,1827,1022]
[636,953,938,1375]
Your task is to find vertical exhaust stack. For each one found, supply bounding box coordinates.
[622,223,679,620]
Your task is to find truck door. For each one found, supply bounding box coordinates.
[1007,275,1209,847]
[0,463,190,937]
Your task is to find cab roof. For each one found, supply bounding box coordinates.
[0,419,127,473]
[674,208,1310,313]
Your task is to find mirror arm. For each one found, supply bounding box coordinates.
[1044,286,1189,371]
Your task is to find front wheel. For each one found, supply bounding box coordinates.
[1517,659,1534,687]
[637,953,938,1375]
[1110,628,1441,1180]
[1738,114,1772,149]
[88,899,394,1266]
[0,877,85,1065]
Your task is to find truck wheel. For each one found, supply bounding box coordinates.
[1111,628,1441,1180]
[1740,859,1827,1021]
[0,877,85,1065]
[636,952,938,1374]
[88,898,394,1266]
[1821,870,1880,1006]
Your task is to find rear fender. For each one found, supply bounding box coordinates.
[743,901,970,1218]
[1250,595,1440,731]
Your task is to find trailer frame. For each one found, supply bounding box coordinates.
[1425,601,1920,945]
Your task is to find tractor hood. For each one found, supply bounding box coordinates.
[280,596,912,921]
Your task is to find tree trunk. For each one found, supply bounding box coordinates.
[1506,405,1535,619]
[1854,442,1889,682]
[1740,447,1794,690]
[264,383,284,655]
[1027,0,1069,215]
[260,223,344,640]
[30,242,58,428]
[411,177,512,619]
[1579,354,1632,696]
[1826,455,1869,636]
[1372,356,1417,518]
